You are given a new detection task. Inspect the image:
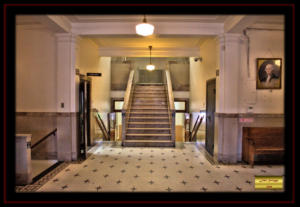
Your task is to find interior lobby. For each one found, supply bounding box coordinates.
[14,14,286,193]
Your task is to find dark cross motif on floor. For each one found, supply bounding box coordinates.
[164,175,169,179]
[261,169,267,173]
[83,165,88,168]
[185,158,189,161]
[90,157,95,160]
[114,158,118,160]
[195,175,200,179]
[99,161,104,164]
[178,170,183,174]
[163,166,167,169]
[246,180,252,184]
[118,152,121,154]
[65,169,70,172]
[96,186,102,191]
[125,161,129,165]
[182,180,187,185]
[206,170,211,174]
[161,158,166,161]
[189,166,194,169]
[161,153,165,155]
[150,155,154,158]
[139,152,143,155]
[131,186,136,192]
[200,162,204,165]
[225,175,230,179]
[173,155,176,158]
[175,162,179,165]
[138,158,142,161]
[92,169,98,172]
[233,170,239,173]
[121,169,126,173]
[61,185,68,189]
[214,180,220,185]
[74,173,79,177]
[149,180,154,185]
[136,165,141,169]
[150,162,154,165]
[53,178,59,182]
[166,187,172,192]
[128,155,131,158]
[183,153,186,155]
[149,170,154,174]
[134,175,139,179]
[110,165,114,168]
[84,179,90,183]
[104,174,109,178]
[216,166,220,169]
[236,187,242,191]
[116,180,122,184]
[202,187,207,192]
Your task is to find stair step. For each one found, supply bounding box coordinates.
[127,128,171,134]
[134,91,166,94]
[130,111,169,114]
[128,122,170,128]
[129,117,170,122]
[132,103,168,106]
[130,108,168,112]
[123,140,175,147]
[134,95,166,98]
[129,112,169,117]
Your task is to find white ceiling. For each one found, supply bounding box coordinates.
[90,35,210,49]
[65,15,229,23]
[16,15,284,57]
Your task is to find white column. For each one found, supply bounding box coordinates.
[56,33,80,113]
[217,33,242,113]
[216,33,242,163]
[55,33,80,161]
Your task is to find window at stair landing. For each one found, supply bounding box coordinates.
[112,100,124,141]
[175,101,186,142]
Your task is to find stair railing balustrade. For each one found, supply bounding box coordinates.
[121,69,135,145]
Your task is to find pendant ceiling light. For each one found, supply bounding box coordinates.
[146,45,155,71]
[136,15,154,36]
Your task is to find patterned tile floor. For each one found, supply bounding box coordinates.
[33,142,284,192]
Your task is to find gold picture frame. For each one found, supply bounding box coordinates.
[256,58,282,89]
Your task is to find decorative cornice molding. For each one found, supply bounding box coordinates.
[98,47,200,57]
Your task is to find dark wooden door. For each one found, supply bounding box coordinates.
[86,81,91,147]
[79,79,86,159]
[205,79,216,156]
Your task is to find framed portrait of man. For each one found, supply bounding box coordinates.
[256,58,282,89]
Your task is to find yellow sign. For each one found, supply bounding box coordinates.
[255,176,284,190]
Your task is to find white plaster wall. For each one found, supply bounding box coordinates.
[16,26,57,112]
[239,30,284,113]
[190,38,217,112]
[78,38,111,113]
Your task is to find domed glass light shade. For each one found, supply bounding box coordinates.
[146,45,155,71]
[136,15,154,36]
[146,64,155,71]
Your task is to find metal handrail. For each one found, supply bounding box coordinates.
[31,128,57,149]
